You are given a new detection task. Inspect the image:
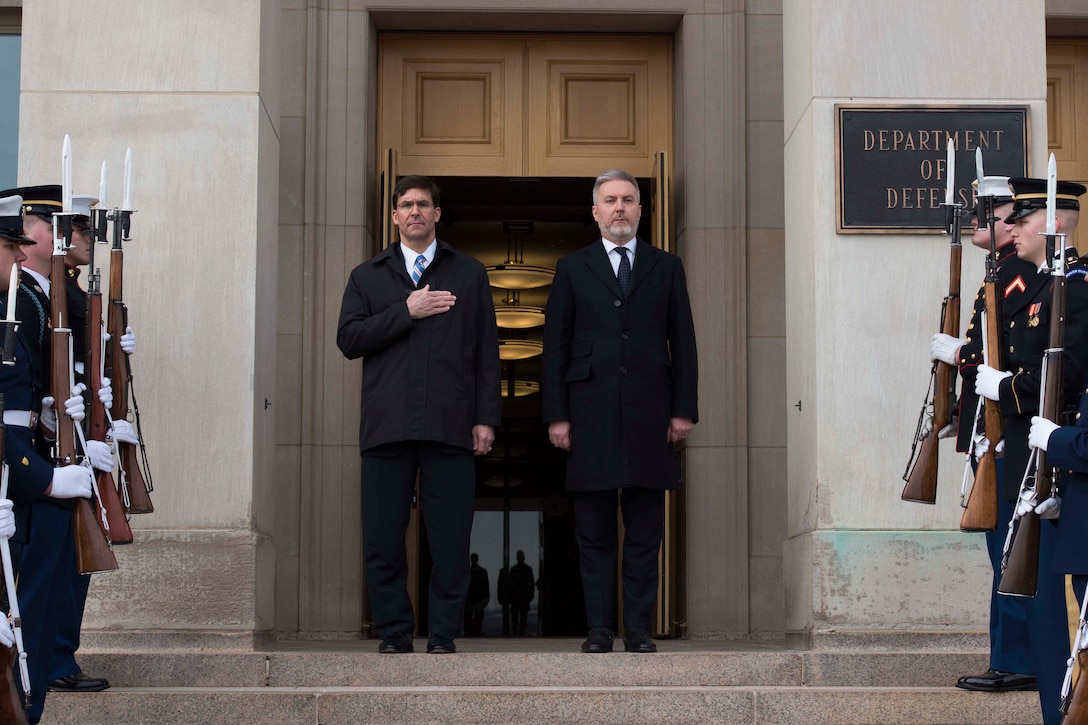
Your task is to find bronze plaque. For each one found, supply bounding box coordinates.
[836,105,1030,234]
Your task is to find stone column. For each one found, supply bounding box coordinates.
[675,3,751,635]
[782,0,1049,641]
[18,0,281,640]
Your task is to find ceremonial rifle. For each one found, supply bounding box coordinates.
[106,150,152,514]
[902,139,962,503]
[960,191,1001,531]
[53,136,117,574]
[1059,582,1088,722]
[87,183,131,544]
[998,159,1065,596]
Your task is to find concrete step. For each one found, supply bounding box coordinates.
[39,639,1046,724]
[70,645,994,688]
[45,686,1044,725]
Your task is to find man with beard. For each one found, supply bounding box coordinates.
[542,169,698,654]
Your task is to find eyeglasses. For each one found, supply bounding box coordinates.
[396,200,435,212]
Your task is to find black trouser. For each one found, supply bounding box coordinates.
[361,442,475,642]
[573,487,664,632]
[511,602,529,635]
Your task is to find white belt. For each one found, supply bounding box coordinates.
[73,361,85,375]
[3,410,37,428]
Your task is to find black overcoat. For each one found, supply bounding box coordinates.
[336,240,501,453]
[541,240,698,492]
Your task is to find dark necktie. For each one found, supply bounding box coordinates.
[616,246,631,296]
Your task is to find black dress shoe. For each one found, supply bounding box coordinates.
[378,632,414,654]
[47,672,110,693]
[956,669,1038,692]
[622,627,657,653]
[581,627,614,653]
[427,635,456,654]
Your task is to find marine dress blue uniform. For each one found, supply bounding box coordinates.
[0,296,68,723]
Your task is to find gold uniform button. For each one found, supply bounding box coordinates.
[969,323,975,330]
[1010,321,1015,328]
[1010,346,1015,353]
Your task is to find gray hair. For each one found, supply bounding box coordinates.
[592,169,640,205]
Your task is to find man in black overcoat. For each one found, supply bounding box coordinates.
[337,175,500,655]
[542,169,698,654]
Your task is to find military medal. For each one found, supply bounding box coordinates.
[1028,301,1042,327]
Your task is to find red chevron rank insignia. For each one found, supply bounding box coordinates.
[1005,275,1026,297]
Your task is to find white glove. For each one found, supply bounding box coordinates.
[1028,416,1061,452]
[975,364,1012,402]
[84,439,114,472]
[66,384,87,422]
[120,326,136,355]
[41,385,88,434]
[49,464,93,499]
[1017,487,1062,519]
[1036,494,1062,519]
[0,617,13,649]
[930,333,966,365]
[109,419,139,446]
[973,434,1005,459]
[98,376,114,410]
[0,498,14,540]
[40,396,57,435]
[920,416,955,440]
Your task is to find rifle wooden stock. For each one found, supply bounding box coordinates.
[108,247,153,514]
[51,251,117,575]
[903,222,961,504]
[999,243,1066,596]
[961,450,999,531]
[87,279,132,544]
[0,645,27,725]
[961,284,1003,531]
[1062,649,1088,723]
[902,431,939,503]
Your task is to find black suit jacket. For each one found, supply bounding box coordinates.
[541,239,698,492]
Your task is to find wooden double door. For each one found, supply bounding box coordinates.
[373,32,681,638]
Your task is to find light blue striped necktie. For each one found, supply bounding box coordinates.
[411,254,427,285]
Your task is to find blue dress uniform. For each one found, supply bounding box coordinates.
[0,297,69,724]
[990,175,1088,725]
[1,186,111,695]
[994,251,1088,725]
[45,267,94,688]
[1039,387,1088,717]
[956,241,1038,683]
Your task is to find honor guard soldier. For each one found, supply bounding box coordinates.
[0,185,121,699]
[929,176,1040,693]
[0,193,95,724]
[974,177,1088,725]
